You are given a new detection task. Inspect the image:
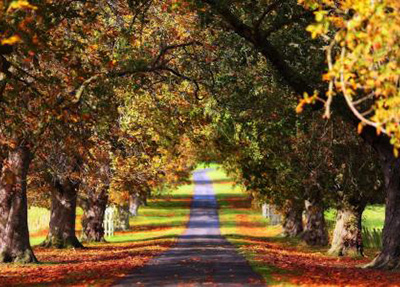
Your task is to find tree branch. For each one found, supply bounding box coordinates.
[254,0,282,31]
[202,0,315,97]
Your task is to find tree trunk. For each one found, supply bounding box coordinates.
[0,146,37,263]
[81,188,108,243]
[302,200,328,246]
[129,193,141,216]
[329,206,365,256]
[41,179,83,248]
[364,138,400,269]
[115,205,130,231]
[282,201,304,237]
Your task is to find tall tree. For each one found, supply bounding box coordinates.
[193,0,398,267]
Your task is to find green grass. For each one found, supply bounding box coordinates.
[363,205,385,229]
[28,207,50,246]
[28,206,50,233]
[28,183,194,246]
[107,183,193,243]
[325,205,385,230]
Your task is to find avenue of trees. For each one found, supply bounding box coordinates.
[0,0,399,271]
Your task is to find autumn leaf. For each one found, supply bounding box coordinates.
[7,0,37,12]
[1,35,21,45]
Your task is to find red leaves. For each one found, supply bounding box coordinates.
[235,214,400,287]
[0,238,173,287]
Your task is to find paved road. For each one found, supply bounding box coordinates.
[113,169,266,287]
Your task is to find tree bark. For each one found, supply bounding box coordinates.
[329,206,365,256]
[282,201,304,237]
[129,193,141,216]
[115,205,130,231]
[364,136,400,269]
[81,188,108,243]
[41,179,83,248]
[0,146,37,263]
[302,200,328,246]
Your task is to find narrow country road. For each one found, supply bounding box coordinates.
[113,169,266,287]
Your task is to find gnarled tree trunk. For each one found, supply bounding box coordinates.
[42,179,83,248]
[0,146,37,263]
[302,200,328,246]
[364,138,400,269]
[81,188,108,243]
[282,200,304,237]
[329,205,365,256]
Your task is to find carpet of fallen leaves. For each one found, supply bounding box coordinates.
[0,197,192,287]
[225,196,400,287]
[0,239,173,287]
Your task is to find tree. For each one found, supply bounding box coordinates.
[0,0,208,261]
[193,0,399,267]
[300,0,400,266]
[80,143,111,243]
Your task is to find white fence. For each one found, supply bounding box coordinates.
[104,206,115,237]
[262,203,281,225]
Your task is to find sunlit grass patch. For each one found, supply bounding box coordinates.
[325,205,385,230]
[108,184,193,244]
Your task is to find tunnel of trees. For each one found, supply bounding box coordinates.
[0,0,399,272]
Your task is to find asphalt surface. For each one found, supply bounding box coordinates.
[113,169,266,287]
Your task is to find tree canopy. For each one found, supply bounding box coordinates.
[0,0,399,271]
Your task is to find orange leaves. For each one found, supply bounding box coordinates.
[0,241,166,287]
[1,35,21,45]
[296,92,319,114]
[7,1,37,12]
[357,122,364,134]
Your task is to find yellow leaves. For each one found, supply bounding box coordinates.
[315,10,328,22]
[7,0,37,12]
[300,0,400,149]
[306,23,326,39]
[1,35,21,45]
[296,92,318,114]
